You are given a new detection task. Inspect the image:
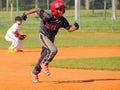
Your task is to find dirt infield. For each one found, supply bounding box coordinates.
[0,46,120,90]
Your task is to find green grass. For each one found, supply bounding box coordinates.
[49,57,120,71]
[1,29,120,49]
[55,31,120,47]
[0,10,120,31]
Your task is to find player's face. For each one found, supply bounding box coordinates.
[16,20,22,25]
[57,8,65,16]
[53,8,65,19]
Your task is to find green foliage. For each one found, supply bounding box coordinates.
[10,0,16,4]
[20,3,47,10]
[20,4,35,11]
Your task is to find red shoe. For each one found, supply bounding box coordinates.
[31,72,39,83]
[16,49,23,52]
[40,62,50,76]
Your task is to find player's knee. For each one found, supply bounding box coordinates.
[51,47,58,55]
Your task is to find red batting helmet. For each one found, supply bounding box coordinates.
[50,0,66,15]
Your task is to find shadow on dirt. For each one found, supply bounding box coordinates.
[24,50,40,52]
[53,78,120,84]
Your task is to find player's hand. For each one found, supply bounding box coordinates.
[74,22,79,30]
[21,12,27,21]
[16,33,27,40]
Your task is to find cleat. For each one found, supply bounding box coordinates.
[8,49,17,53]
[31,72,39,83]
[44,65,50,76]
[16,49,23,52]
[40,62,50,76]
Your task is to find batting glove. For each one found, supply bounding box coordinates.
[21,12,27,21]
[74,22,79,30]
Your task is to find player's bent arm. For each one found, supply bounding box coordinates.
[68,26,77,32]
[25,8,37,15]
[68,22,79,32]
[13,31,19,35]
[22,8,37,21]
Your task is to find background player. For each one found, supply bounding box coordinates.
[22,0,79,83]
[5,16,25,53]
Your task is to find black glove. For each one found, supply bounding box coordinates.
[74,22,79,30]
[21,12,27,21]
[16,34,27,40]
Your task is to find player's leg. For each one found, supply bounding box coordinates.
[32,33,57,74]
[31,45,47,82]
[9,37,19,50]
[39,33,58,75]
[31,33,57,82]
[5,35,18,53]
[41,46,46,55]
[31,64,42,83]
[32,47,47,75]
[16,40,23,52]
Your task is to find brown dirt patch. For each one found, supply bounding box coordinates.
[0,46,120,90]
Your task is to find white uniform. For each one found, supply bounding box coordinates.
[5,23,23,50]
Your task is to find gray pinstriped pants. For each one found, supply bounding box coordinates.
[32,33,58,75]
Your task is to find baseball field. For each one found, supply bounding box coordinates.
[0,10,120,90]
[1,26,120,90]
[0,46,120,90]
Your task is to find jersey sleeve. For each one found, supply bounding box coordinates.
[61,17,71,30]
[36,8,52,21]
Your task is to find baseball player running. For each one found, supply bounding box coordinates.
[5,16,26,53]
[22,0,79,83]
